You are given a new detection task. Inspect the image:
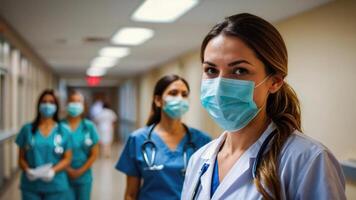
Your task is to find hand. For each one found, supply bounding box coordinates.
[66,167,83,179]
[41,168,55,182]
[26,169,37,181]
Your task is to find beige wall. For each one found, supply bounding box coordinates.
[133,0,356,198]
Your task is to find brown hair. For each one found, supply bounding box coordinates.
[201,13,301,199]
[146,74,190,126]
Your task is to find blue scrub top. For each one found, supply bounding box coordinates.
[61,119,99,185]
[115,125,211,200]
[15,123,72,193]
[210,158,220,198]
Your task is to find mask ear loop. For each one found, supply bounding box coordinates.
[254,75,272,113]
[255,75,271,88]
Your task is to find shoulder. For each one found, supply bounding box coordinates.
[188,127,212,145]
[18,123,33,135]
[128,126,150,141]
[279,130,340,176]
[282,130,330,160]
[82,118,96,128]
[58,122,71,136]
[20,123,33,132]
[279,130,345,199]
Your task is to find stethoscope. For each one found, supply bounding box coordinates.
[29,124,64,155]
[80,120,93,147]
[190,130,276,200]
[141,123,196,175]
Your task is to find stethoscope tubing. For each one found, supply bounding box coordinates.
[141,123,195,172]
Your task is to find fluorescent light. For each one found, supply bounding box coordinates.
[132,0,199,23]
[111,27,154,45]
[86,67,106,77]
[99,47,130,58]
[91,57,119,68]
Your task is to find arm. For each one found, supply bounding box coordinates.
[53,150,72,173]
[294,150,346,200]
[124,176,141,200]
[67,144,99,178]
[18,148,30,171]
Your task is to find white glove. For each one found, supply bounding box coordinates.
[31,163,54,182]
[26,169,38,181]
[41,168,55,182]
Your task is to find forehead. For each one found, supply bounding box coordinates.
[165,80,188,91]
[42,94,55,101]
[204,34,256,62]
[69,93,84,101]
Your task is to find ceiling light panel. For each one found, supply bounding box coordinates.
[91,57,119,68]
[99,47,130,58]
[86,67,106,77]
[132,0,199,23]
[111,27,154,45]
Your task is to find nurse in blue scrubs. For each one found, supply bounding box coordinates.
[116,74,211,200]
[16,89,72,200]
[62,91,99,200]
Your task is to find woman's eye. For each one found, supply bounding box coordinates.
[204,67,219,75]
[168,90,178,96]
[233,68,248,75]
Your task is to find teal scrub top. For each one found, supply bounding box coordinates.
[61,119,99,185]
[15,123,72,193]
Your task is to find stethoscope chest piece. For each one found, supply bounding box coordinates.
[84,133,93,146]
[54,133,64,155]
[141,124,194,173]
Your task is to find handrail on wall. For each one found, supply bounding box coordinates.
[0,129,17,143]
[341,160,356,183]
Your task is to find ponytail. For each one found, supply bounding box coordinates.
[254,83,301,199]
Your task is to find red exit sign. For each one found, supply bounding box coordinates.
[86,76,101,86]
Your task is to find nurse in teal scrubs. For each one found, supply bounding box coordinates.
[16,89,73,200]
[116,75,211,200]
[62,91,99,200]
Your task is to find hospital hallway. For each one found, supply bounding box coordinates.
[0,144,126,200]
[1,0,356,199]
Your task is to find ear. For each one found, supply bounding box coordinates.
[154,95,163,108]
[269,74,284,94]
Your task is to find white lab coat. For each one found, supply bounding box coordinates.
[94,108,117,144]
[181,123,346,200]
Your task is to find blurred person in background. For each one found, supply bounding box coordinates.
[94,102,117,158]
[15,89,72,200]
[61,90,99,200]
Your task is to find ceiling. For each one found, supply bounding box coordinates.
[0,0,332,78]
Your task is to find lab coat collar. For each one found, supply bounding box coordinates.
[198,122,277,200]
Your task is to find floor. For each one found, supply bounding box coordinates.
[0,144,126,200]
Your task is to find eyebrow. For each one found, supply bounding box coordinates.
[203,59,251,67]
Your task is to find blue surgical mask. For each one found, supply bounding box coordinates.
[67,102,84,117]
[200,77,269,132]
[39,103,57,118]
[163,96,189,119]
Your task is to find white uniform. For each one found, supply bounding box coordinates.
[94,108,117,144]
[181,123,346,200]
